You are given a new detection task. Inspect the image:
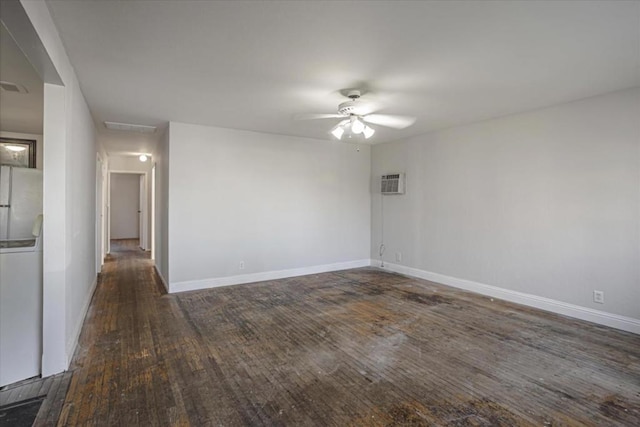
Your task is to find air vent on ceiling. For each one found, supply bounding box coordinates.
[0,81,28,94]
[104,121,156,133]
[381,173,405,195]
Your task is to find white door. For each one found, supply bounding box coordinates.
[0,166,9,240]
[96,155,103,272]
[151,165,155,260]
[139,175,145,249]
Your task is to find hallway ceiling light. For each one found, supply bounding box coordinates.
[139,154,148,162]
[104,121,156,133]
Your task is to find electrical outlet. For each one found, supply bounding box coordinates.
[239,261,245,270]
[593,290,604,304]
[395,252,402,262]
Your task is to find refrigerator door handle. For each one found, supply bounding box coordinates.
[0,204,9,208]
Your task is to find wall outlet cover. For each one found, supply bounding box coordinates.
[593,290,604,304]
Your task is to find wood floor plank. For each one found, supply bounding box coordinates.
[52,239,640,426]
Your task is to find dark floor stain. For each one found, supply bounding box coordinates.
[600,394,640,423]
[403,291,452,306]
[352,282,389,296]
[386,402,431,425]
[350,398,529,426]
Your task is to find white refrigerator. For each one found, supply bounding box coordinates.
[0,165,43,386]
[0,165,43,240]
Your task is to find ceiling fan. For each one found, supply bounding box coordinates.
[295,90,416,140]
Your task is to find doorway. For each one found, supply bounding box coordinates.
[108,172,148,252]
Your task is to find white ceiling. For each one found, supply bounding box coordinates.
[46,0,639,153]
[0,24,43,135]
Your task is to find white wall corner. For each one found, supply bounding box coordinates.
[371,260,640,335]
[170,259,372,293]
[65,276,98,366]
[154,264,169,293]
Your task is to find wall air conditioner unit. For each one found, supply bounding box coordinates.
[381,173,405,195]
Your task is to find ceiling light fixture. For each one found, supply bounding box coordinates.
[139,154,148,162]
[330,125,345,140]
[362,126,375,139]
[4,145,27,152]
[351,117,365,134]
[330,118,375,141]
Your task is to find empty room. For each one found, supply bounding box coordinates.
[0,1,638,426]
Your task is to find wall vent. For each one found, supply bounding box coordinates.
[0,81,28,94]
[104,121,156,133]
[381,173,405,195]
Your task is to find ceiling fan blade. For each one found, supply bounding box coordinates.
[362,114,416,129]
[294,113,345,120]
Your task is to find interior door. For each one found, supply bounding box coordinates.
[139,174,145,250]
[0,166,10,240]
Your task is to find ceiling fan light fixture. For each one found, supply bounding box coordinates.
[351,118,365,134]
[296,88,416,141]
[363,126,375,139]
[331,125,345,139]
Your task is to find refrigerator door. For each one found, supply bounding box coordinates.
[0,166,10,239]
[8,167,43,239]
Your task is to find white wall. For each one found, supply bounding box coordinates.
[371,88,640,322]
[21,0,98,375]
[153,128,170,287]
[0,131,43,169]
[108,154,153,173]
[167,122,371,291]
[110,173,139,239]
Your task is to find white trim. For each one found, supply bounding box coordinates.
[170,259,372,293]
[372,260,640,335]
[65,275,98,366]
[154,264,169,293]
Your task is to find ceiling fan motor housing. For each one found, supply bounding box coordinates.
[338,90,364,115]
[338,100,360,115]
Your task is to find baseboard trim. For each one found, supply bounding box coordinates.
[65,275,99,366]
[372,260,640,335]
[171,259,372,294]
[154,264,169,292]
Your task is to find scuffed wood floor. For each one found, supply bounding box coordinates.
[57,239,640,426]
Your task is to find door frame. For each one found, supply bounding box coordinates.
[107,170,149,253]
[150,164,156,261]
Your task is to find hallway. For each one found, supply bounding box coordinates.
[50,240,640,426]
[60,240,179,425]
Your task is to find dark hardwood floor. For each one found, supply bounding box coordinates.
[54,239,639,426]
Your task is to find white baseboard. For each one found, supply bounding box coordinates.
[372,260,640,335]
[170,259,372,294]
[66,275,99,366]
[154,264,169,292]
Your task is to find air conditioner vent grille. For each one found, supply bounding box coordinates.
[381,173,405,195]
